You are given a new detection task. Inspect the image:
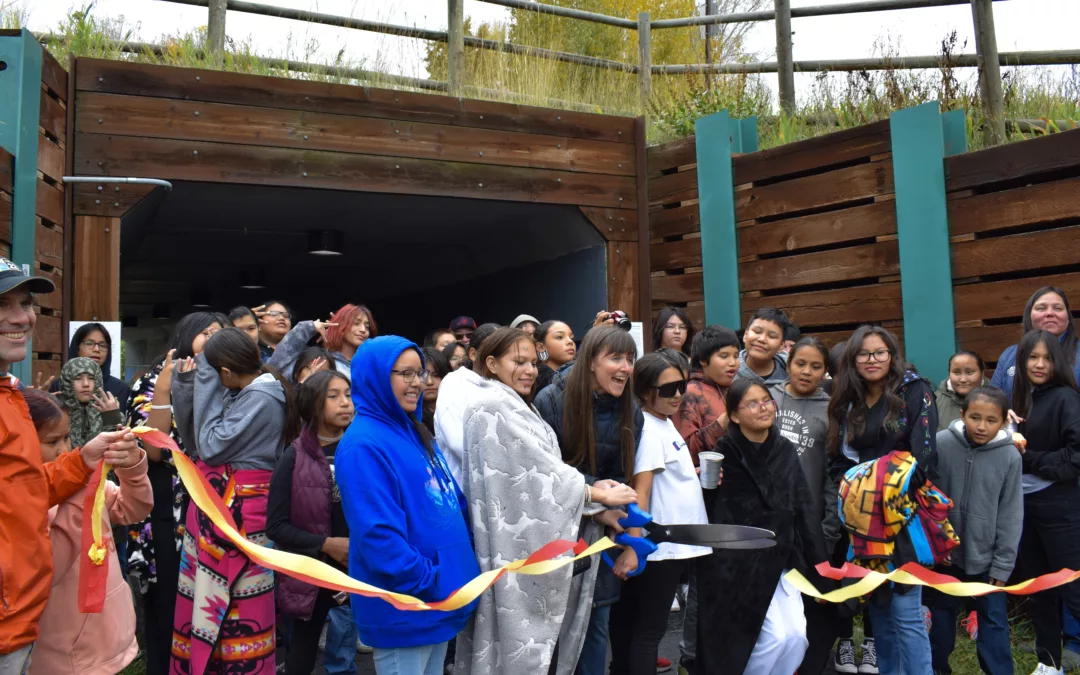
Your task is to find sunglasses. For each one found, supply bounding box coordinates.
[653,379,688,398]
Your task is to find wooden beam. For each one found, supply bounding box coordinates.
[74,133,636,209]
[634,116,651,334]
[73,181,158,217]
[578,206,637,241]
[73,215,120,321]
[607,241,639,323]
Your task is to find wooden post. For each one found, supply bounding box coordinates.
[774,0,795,114]
[447,0,465,95]
[73,216,121,321]
[970,0,1005,146]
[704,0,715,69]
[207,0,227,61]
[637,12,651,113]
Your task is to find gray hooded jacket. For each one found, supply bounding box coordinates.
[769,382,840,549]
[934,420,1023,582]
[738,349,788,386]
[172,353,288,470]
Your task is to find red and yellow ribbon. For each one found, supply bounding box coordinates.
[78,460,112,613]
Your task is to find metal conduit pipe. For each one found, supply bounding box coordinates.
[62,177,175,190]
[474,0,638,29]
[650,0,1011,29]
[653,49,1080,74]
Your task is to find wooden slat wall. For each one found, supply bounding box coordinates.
[736,121,901,348]
[946,128,1080,368]
[32,50,68,382]
[646,136,704,329]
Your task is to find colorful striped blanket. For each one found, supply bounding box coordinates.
[839,450,959,573]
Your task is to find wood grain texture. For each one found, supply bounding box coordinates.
[39,89,66,145]
[647,136,696,175]
[73,182,158,217]
[36,179,64,226]
[739,241,900,292]
[37,135,65,183]
[652,272,703,304]
[956,323,1022,363]
[73,216,120,321]
[947,176,1080,236]
[0,195,10,244]
[950,226,1080,278]
[40,48,69,100]
[648,167,697,204]
[735,160,893,221]
[946,127,1080,192]
[579,207,637,241]
[32,356,61,384]
[76,59,636,144]
[74,133,636,209]
[33,265,63,311]
[0,148,11,193]
[650,203,700,239]
[34,314,63,355]
[953,272,1080,323]
[76,92,635,177]
[732,119,890,185]
[741,282,903,327]
[36,222,64,270]
[737,199,896,257]
[607,241,638,317]
[651,236,701,272]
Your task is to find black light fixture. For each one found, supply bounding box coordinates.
[308,229,344,256]
[191,289,213,308]
[122,316,139,328]
[152,303,170,319]
[239,269,267,289]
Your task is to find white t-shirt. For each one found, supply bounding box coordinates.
[634,411,711,562]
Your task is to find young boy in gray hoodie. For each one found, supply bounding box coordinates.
[928,386,1022,675]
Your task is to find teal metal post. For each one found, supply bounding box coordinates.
[940,109,968,158]
[0,30,43,380]
[695,111,756,330]
[890,101,957,384]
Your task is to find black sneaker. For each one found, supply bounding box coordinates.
[858,638,879,674]
[835,639,857,674]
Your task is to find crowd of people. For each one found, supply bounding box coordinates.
[2,252,1080,675]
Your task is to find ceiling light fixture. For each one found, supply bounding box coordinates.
[191,289,213,308]
[152,303,170,320]
[239,269,267,289]
[308,229,344,256]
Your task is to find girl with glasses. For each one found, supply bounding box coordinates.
[53,323,132,416]
[653,306,694,356]
[825,325,938,675]
[336,336,479,675]
[609,349,710,675]
[456,327,635,675]
[695,379,827,675]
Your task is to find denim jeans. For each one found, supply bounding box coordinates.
[324,604,358,675]
[1064,607,1080,654]
[867,585,933,675]
[678,568,698,666]
[0,644,32,675]
[575,604,612,675]
[372,642,447,675]
[927,568,1012,675]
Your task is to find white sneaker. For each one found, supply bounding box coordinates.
[356,638,374,654]
[1030,664,1064,675]
[834,639,857,674]
[671,595,681,612]
[858,638,878,674]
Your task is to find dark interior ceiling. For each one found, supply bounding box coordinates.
[120,181,604,322]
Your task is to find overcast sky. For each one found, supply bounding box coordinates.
[22,0,1080,99]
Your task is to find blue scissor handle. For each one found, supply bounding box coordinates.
[601,504,656,578]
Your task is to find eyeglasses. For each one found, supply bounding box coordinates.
[265,310,291,320]
[664,323,687,333]
[855,349,891,364]
[653,379,687,398]
[392,369,431,384]
[80,340,108,351]
[453,332,473,340]
[738,399,776,413]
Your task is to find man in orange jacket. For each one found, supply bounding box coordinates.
[0,258,139,674]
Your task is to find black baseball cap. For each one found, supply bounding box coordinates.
[450,316,477,332]
[0,257,55,295]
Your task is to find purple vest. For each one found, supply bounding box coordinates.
[276,427,334,619]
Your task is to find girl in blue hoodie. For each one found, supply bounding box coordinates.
[336,336,480,675]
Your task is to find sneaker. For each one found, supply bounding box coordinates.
[1062,649,1080,672]
[922,605,933,632]
[834,638,857,674]
[657,657,672,673]
[858,638,878,674]
[1030,664,1064,675]
[356,637,374,654]
[671,595,681,612]
[961,610,978,640]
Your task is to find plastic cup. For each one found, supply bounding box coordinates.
[698,451,724,489]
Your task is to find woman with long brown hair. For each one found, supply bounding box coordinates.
[826,325,938,675]
[171,327,300,674]
[534,325,643,675]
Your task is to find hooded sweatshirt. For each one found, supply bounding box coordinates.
[737,349,788,386]
[934,377,990,431]
[336,336,479,649]
[171,355,287,470]
[934,420,1023,581]
[769,382,840,548]
[434,365,486,485]
[52,331,132,415]
[674,372,727,466]
[1018,383,1080,485]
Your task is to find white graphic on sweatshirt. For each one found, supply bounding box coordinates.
[776,409,813,456]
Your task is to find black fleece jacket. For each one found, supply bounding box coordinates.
[1020,384,1080,483]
